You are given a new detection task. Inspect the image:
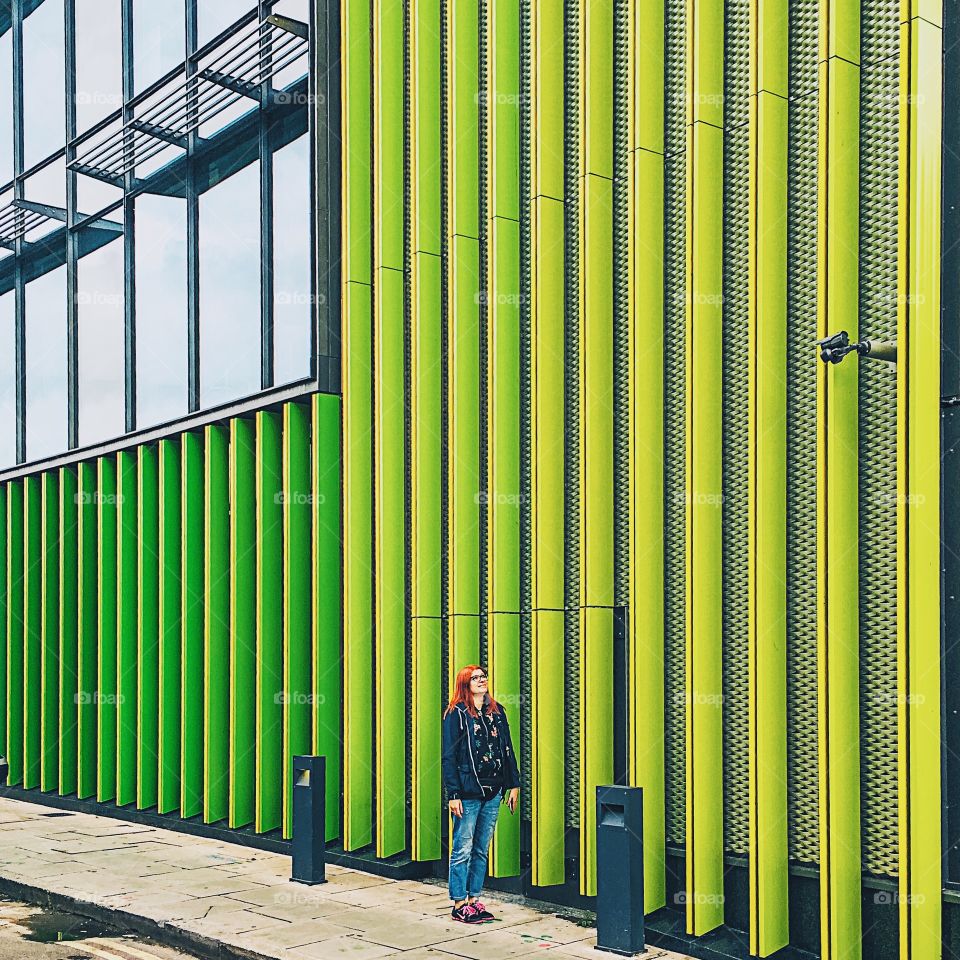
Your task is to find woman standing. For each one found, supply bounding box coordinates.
[441,665,521,923]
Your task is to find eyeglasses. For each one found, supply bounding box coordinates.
[470,673,487,683]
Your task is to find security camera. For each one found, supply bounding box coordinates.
[816,331,854,364]
[815,331,897,365]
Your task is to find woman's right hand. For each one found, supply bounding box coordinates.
[449,799,463,818]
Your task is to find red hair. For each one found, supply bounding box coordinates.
[444,664,501,718]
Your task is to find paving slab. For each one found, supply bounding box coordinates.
[0,797,693,960]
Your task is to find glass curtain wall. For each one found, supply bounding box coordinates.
[0,0,314,467]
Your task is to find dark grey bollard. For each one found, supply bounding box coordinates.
[292,755,327,884]
[0,756,7,786]
[596,785,644,955]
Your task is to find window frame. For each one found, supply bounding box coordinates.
[0,0,340,480]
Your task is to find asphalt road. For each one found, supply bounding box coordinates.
[0,899,200,960]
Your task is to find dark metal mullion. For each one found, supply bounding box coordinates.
[306,0,318,382]
[186,0,200,412]
[13,0,25,463]
[314,0,340,391]
[121,0,136,431]
[260,0,273,390]
[65,0,79,448]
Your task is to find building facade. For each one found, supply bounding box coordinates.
[0,0,954,958]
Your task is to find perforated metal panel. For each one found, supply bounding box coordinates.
[518,0,533,824]
[663,0,687,846]
[721,124,750,857]
[785,0,820,867]
[858,38,900,880]
[613,0,630,615]
[563,0,581,830]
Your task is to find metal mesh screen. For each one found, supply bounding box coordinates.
[785,0,820,867]
[518,0,533,823]
[563,0,581,830]
[663,0,687,846]
[721,125,750,856]
[720,0,751,858]
[613,0,630,614]
[857,33,900,879]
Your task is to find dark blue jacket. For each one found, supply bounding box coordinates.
[441,701,521,801]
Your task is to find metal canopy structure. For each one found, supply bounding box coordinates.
[69,14,308,188]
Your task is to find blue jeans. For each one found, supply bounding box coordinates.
[448,794,501,901]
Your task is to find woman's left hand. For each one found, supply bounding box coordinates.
[506,788,519,814]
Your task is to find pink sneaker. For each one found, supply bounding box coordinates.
[469,900,495,921]
[451,902,484,924]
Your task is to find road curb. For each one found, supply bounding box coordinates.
[0,873,274,960]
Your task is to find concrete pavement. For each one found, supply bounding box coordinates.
[0,798,688,960]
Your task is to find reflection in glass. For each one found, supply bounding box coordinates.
[133,0,185,94]
[0,294,14,467]
[200,159,260,408]
[198,0,251,51]
[75,0,122,133]
[25,265,67,461]
[136,194,187,427]
[78,237,125,445]
[23,0,66,170]
[0,29,13,186]
[273,133,311,384]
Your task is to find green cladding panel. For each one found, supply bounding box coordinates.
[40,471,59,793]
[256,410,283,834]
[6,482,23,786]
[58,467,79,796]
[374,265,407,856]
[282,402,312,839]
[181,432,205,819]
[341,0,374,857]
[898,15,943,959]
[230,418,256,829]
[158,439,182,815]
[204,425,229,824]
[342,276,373,850]
[373,0,408,858]
[116,450,138,807]
[817,49,861,960]
[97,457,118,802]
[138,446,160,810]
[312,394,342,842]
[76,462,97,800]
[23,475,41,790]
